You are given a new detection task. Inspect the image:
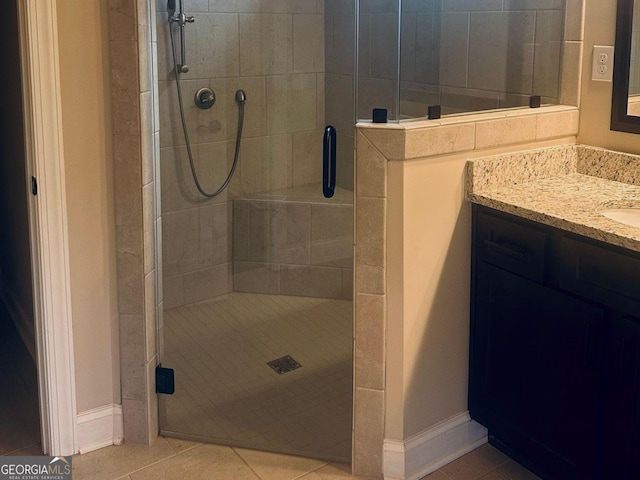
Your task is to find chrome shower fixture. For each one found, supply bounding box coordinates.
[168,0,193,74]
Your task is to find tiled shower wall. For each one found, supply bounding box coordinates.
[357,0,567,119]
[154,0,327,308]
[325,0,356,191]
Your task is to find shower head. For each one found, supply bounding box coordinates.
[167,0,176,18]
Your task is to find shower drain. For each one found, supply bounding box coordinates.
[267,355,302,375]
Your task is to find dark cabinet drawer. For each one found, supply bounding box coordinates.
[476,210,548,283]
[559,236,640,316]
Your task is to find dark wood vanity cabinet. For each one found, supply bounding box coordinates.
[470,205,640,480]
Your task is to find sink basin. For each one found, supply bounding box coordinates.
[602,208,640,229]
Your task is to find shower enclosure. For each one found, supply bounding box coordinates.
[153,0,566,464]
[155,0,356,461]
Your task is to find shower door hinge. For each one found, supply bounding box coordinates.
[31,176,37,196]
[155,364,175,395]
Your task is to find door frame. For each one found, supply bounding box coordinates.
[17,0,77,456]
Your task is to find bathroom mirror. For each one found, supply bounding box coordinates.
[611,0,640,133]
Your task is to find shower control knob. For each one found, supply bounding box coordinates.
[195,87,216,110]
[185,15,195,23]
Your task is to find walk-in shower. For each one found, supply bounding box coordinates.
[156,0,355,462]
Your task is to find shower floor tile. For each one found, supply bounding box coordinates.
[160,293,353,462]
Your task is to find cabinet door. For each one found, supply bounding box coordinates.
[470,263,604,480]
[600,314,640,479]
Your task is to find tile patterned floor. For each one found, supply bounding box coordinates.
[69,437,540,480]
[0,296,541,480]
[161,293,353,461]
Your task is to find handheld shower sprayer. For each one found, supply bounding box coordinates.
[167,0,176,20]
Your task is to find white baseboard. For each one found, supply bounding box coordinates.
[0,288,36,361]
[77,404,123,454]
[383,412,488,480]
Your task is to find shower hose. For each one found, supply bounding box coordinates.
[169,21,245,198]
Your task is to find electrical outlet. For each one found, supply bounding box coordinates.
[592,46,614,82]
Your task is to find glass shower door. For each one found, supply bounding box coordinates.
[155,0,356,462]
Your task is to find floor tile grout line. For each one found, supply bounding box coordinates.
[117,446,182,479]
[290,460,331,480]
[230,446,264,479]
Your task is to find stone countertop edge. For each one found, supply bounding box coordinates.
[466,145,640,253]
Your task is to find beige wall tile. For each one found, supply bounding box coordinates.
[248,201,311,264]
[224,76,267,140]
[560,41,583,107]
[353,387,384,477]
[122,398,151,445]
[468,11,535,94]
[232,200,250,261]
[163,274,184,309]
[117,251,145,315]
[355,134,386,199]
[121,359,147,402]
[266,74,318,135]
[439,12,469,89]
[331,14,356,76]
[310,203,354,268]
[111,41,141,135]
[183,13,239,79]
[292,130,323,186]
[341,268,353,300]
[233,261,280,294]
[369,13,398,80]
[239,135,293,194]
[357,76,396,120]
[443,0,502,10]
[109,0,137,42]
[114,135,143,227]
[405,123,475,159]
[143,183,156,274]
[293,15,325,73]
[141,94,154,185]
[182,263,232,304]
[355,197,386,268]
[564,0,585,42]
[536,110,580,140]
[162,203,229,276]
[360,127,404,161]
[137,16,152,94]
[279,265,343,298]
[355,294,385,390]
[316,74,325,129]
[504,0,564,8]
[475,115,537,149]
[160,143,231,214]
[336,133,355,191]
[355,264,385,295]
[533,10,563,99]
[240,14,292,76]
[119,314,146,367]
[144,271,157,362]
[158,78,229,148]
[325,74,355,134]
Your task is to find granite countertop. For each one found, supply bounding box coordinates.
[466,145,640,253]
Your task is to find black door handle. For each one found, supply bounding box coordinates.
[323,125,336,198]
